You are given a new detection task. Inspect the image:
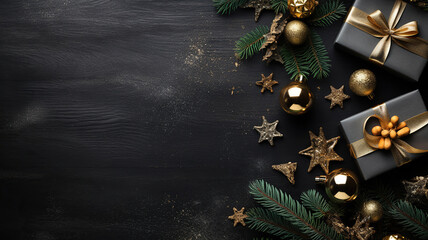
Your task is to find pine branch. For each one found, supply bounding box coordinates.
[308,0,346,27]
[235,25,270,59]
[271,0,288,14]
[249,180,342,240]
[301,190,332,219]
[388,200,428,239]
[279,43,309,79]
[247,208,308,239]
[303,31,331,79]
[213,0,249,15]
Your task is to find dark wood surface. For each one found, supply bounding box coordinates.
[0,0,427,239]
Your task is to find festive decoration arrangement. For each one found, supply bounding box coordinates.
[253,116,283,146]
[256,73,278,93]
[214,0,346,80]
[272,162,297,184]
[348,69,376,99]
[228,207,248,226]
[324,85,350,109]
[402,175,428,204]
[315,168,359,202]
[278,74,313,115]
[299,127,343,174]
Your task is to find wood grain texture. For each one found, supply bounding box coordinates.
[0,0,427,239]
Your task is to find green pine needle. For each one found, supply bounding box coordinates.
[308,0,346,27]
[235,25,270,59]
[303,31,331,79]
[271,0,288,14]
[213,0,249,15]
[247,208,307,239]
[388,200,428,239]
[249,180,341,240]
[280,43,309,79]
[301,190,332,219]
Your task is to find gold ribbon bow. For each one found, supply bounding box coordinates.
[350,103,428,166]
[346,0,428,64]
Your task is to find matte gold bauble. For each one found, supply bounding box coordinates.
[361,200,383,222]
[382,234,409,240]
[284,20,310,45]
[279,74,313,115]
[349,69,376,99]
[288,0,318,18]
[315,168,359,203]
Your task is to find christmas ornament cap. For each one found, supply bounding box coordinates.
[279,74,313,115]
[315,168,359,203]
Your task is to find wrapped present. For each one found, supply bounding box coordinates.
[340,90,428,180]
[335,0,428,82]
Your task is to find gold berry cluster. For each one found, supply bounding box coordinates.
[371,115,410,150]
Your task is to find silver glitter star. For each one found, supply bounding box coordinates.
[254,116,283,146]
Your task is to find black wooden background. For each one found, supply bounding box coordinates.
[0,0,427,239]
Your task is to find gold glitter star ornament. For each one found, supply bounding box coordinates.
[272,162,297,184]
[256,73,278,93]
[228,207,248,227]
[241,0,273,22]
[299,127,343,174]
[325,85,350,109]
[254,116,283,146]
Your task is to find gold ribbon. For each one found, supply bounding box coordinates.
[346,0,428,65]
[350,103,428,166]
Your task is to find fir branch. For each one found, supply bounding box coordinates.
[271,0,288,14]
[279,43,309,79]
[213,0,249,15]
[301,190,332,219]
[308,0,346,27]
[388,200,428,239]
[235,25,270,59]
[247,208,309,239]
[303,31,331,79]
[249,180,342,240]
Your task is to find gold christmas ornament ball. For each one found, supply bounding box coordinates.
[288,0,318,18]
[315,168,359,203]
[362,200,383,222]
[284,20,310,45]
[279,74,313,115]
[382,234,409,240]
[349,69,376,99]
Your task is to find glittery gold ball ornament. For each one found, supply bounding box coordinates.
[382,234,409,240]
[349,69,376,99]
[279,74,313,115]
[288,0,318,18]
[284,20,310,45]
[315,168,359,203]
[361,200,383,222]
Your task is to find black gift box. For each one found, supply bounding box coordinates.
[340,90,428,180]
[335,0,428,82]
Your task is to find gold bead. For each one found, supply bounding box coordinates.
[362,200,383,222]
[284,20,310,46]
[288,0,318,18]
[279,74,313,115]
[349,69,376,98]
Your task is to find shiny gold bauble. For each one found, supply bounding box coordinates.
[279,74,313,115]
[349,69,376,99]
[362,200,383,222]
[315,168,359,203]
[382,234,409,240]
[284,20,310,45]
[288,0,318,18]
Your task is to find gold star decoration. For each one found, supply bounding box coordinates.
[345,215,376,240]
[228,207,248,227]
[403,175,428,204]
[241,0,273,22]
[299,127,343,174]
[324,85,350,109]
[272,162,297,184]
[254,116,283,146]
[256,73,278,93]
